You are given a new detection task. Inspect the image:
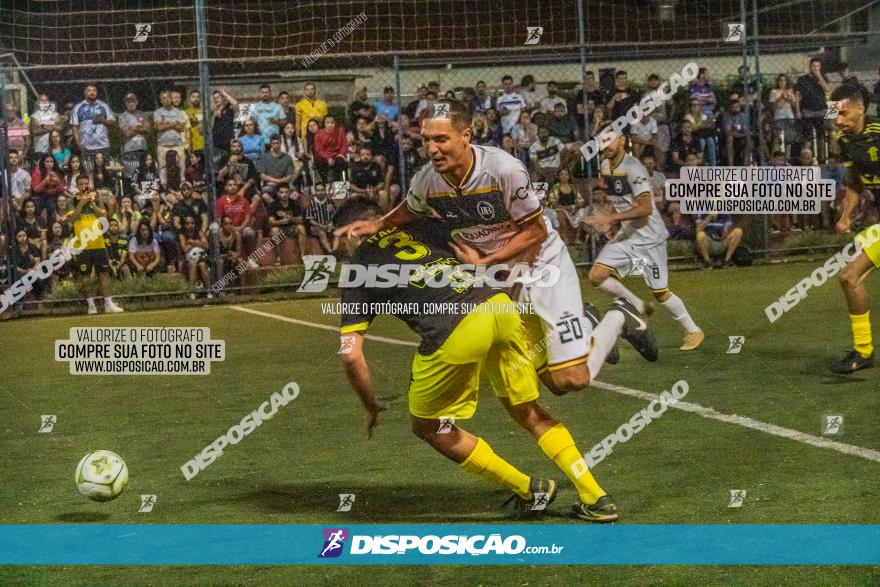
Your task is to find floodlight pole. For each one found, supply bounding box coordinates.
[194,0,221,291]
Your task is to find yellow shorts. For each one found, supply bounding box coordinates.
[408,293,539,420]
[855,224,880,268]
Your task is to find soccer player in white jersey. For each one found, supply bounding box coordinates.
[338,100,658,398]
[586,126,704,350]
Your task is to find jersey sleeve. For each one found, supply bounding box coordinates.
[498,153,542,225]
[404,167,431,215]
[627,160,652,199]
[340,285,376,334]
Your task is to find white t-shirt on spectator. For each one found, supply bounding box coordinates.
[31,104,58,153]
[5,168,31,201]
[496,91,527,133]
[539,96,567,114]
[630,118,658,143]
[153,107,188,147]
[119,110,149,153]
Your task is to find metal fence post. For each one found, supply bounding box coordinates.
[394,55,407,196]
[194,0,220,289]
[0,66,16,288]
[751,0,769,258]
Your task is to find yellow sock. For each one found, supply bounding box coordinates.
[538,423,605,504]
[460,438,531,499]
[850,312,874,358]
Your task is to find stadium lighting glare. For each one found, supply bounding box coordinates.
[657,0,677,22]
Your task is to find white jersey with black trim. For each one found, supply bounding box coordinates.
[600,153,669,248]
[405,144,566,262]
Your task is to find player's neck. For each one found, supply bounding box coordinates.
[610,150,626,168]
[444,147,474,187]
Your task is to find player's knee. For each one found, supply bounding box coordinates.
[653,288,671,301]
[729,227,743,239]
[587,266,607,287]
[550,367,590,393]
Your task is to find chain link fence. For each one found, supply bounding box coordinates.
[1,0,878,316]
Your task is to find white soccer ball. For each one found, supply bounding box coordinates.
[75,450,129,502]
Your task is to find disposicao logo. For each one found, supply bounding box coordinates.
[319,528,349,558]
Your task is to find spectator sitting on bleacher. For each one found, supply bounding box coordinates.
[128,221,161,276]
[144,188,178,273]
[31,153,66,221]
[529,125,567,184]
[105,217,131,279]
[350,145,387,209]
[314,116,349,183]
[7,150,32,213]
[11,228,43,299]
[172,182,208,238]
[375,86,399,121]
[218,139,259,197]
[216,178,256,264]
[722,94,752,166]
[518,74,544,111]
[629,111,658,161]
[665,202,693,241]
[695,213,742,269]
[474,80,493,113]
[238,118,266,162]
[404,84,427,119]
[51,193,74,238]
[268,184,308,264]
[306,183,338,255]
[257,134,295,203]
[178,215,210,297]
[511,110,538,151]
[547,103,580,150]
[218,215,241,278]
[484,108,503,146]
[539,81,566,114]
[669,120,703,173]
[471,112,495,146]
[18,198,46,259]
[501,133,529,169]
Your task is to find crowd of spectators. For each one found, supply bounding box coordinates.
[2,60,879,308]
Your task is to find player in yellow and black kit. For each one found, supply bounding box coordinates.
[67,174,124,315]
[830,85,880,373]
[335,196,620,522]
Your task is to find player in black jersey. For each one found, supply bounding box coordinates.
[830,84,880,374]
[334,197,620,522]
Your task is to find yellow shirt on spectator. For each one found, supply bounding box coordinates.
[295,98,328,140]
[185,105,205,152]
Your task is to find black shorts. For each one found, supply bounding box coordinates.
[77,248,111,275]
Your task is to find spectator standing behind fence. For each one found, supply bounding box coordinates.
[119,93,150,180]
[295,82,329,142]
[71,85,115,174]
[185,90,205,155]
[211,88,238,159]
[374,86,399,121]
[405,84,428,119]
[314,116,349,183]
[5,103,30,157]
[250,84,286,147]
[277,90,297,129]
[497,75,526,134]
[30,93,61,159]
[575,70,603,136]
[795,57,833,161]
[769,74,799,159]
[153,91,188,172]
[606,70,641,123]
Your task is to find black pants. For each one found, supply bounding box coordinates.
[315,156,347,184]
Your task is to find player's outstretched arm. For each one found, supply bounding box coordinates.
[334,200,418,239]
[338,331,385,438]
[459,214,548,267]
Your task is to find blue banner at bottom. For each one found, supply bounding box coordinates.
[1,524,877,565]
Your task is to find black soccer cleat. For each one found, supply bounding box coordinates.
[571,494,619,523]
[829,349,874,374]
[610,297,658,362]
[504,478,558,518]
[584,303,619,364]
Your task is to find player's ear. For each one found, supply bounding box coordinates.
[460,125,472,144]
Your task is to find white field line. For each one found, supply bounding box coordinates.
[230,305,880,464]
